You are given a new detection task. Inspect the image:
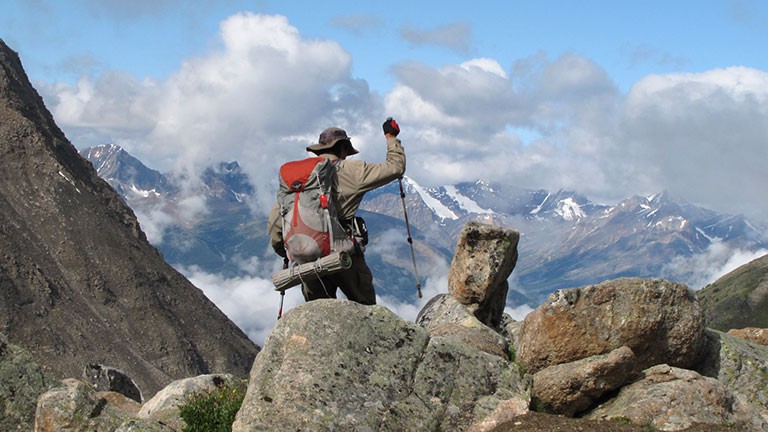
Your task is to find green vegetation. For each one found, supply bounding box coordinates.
[179,381,247,432]
[611,416,632,424]
[697,254,768,331]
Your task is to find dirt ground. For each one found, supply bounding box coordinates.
[493,412,743,431]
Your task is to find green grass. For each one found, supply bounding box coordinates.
[179,381,247,432]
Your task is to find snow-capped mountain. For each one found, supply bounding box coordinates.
[361,177,767,303]
[81,145,768,308]
[81,144,174,200]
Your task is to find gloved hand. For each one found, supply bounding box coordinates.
[382,117,400,136]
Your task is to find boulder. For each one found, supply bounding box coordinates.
[233,299,529,432]
[517,278,706,374]
[0,332,58,431]
[727,327,768,346]
[34,378,138,432]
[137,373,242,431]
[532,346,636,416]
[697,329,768,424]
[84,363,143,403]
[416,294,509,359]
[448,221,519,328]
[586,364,766,431]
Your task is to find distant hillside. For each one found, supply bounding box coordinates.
[0,39,259,397]
[697,253,768,331]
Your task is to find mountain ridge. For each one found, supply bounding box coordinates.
[80,143,768,307]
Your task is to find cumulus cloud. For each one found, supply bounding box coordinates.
[618,67,768,220]
[41,12,383,216]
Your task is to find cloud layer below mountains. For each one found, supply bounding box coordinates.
[36,12,768,226]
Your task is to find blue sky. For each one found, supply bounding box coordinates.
[3,0,768,343]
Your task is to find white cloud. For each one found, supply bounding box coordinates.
[618,67,768,220]
[133,204,175,244]
[42,12,379,215]
[183,261,305,346]
[661,239,768,290]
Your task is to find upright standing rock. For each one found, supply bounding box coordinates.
[448,221,519,328]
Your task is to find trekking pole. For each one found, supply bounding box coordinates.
[398,177,422,298]
[277,257,289,319]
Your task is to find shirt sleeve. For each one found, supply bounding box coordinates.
[344,136,406,194]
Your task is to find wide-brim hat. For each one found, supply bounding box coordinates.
[306,127,359,155]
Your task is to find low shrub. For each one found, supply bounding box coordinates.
[179,380,247,432]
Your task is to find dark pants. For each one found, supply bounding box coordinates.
[301,253,376,305]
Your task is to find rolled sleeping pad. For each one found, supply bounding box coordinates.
[272,251,352,291]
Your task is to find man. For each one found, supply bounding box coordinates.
[268,118,406,305]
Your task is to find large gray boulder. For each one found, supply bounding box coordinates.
[448,221,519,328]
[517,278,706,374]
[587,364,767,431]
[233,299,529,431]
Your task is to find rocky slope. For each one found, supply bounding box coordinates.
[698,252,768,331]
[0,39,258,397]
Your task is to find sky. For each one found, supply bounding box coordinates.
[3,0,768,344]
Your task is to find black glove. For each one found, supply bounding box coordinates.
[382,117,400,136]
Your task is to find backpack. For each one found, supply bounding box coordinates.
[277,157,353,265]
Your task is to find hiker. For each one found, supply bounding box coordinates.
[268,118,406,305]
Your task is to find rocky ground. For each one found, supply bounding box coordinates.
[496,412,740,431]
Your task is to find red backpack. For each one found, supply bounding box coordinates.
[277,157,353,265]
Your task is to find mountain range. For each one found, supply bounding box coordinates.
[80,144,768,307]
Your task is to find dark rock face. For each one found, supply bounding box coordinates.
[0,39,258,397]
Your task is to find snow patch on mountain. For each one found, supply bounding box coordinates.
[405,177,458,220]
[444,185,492,214]
[129,185,160,198]
[555,197,586,221]
[530,193,550,215]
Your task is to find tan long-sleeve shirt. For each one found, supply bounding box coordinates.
[268,136,406,257]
